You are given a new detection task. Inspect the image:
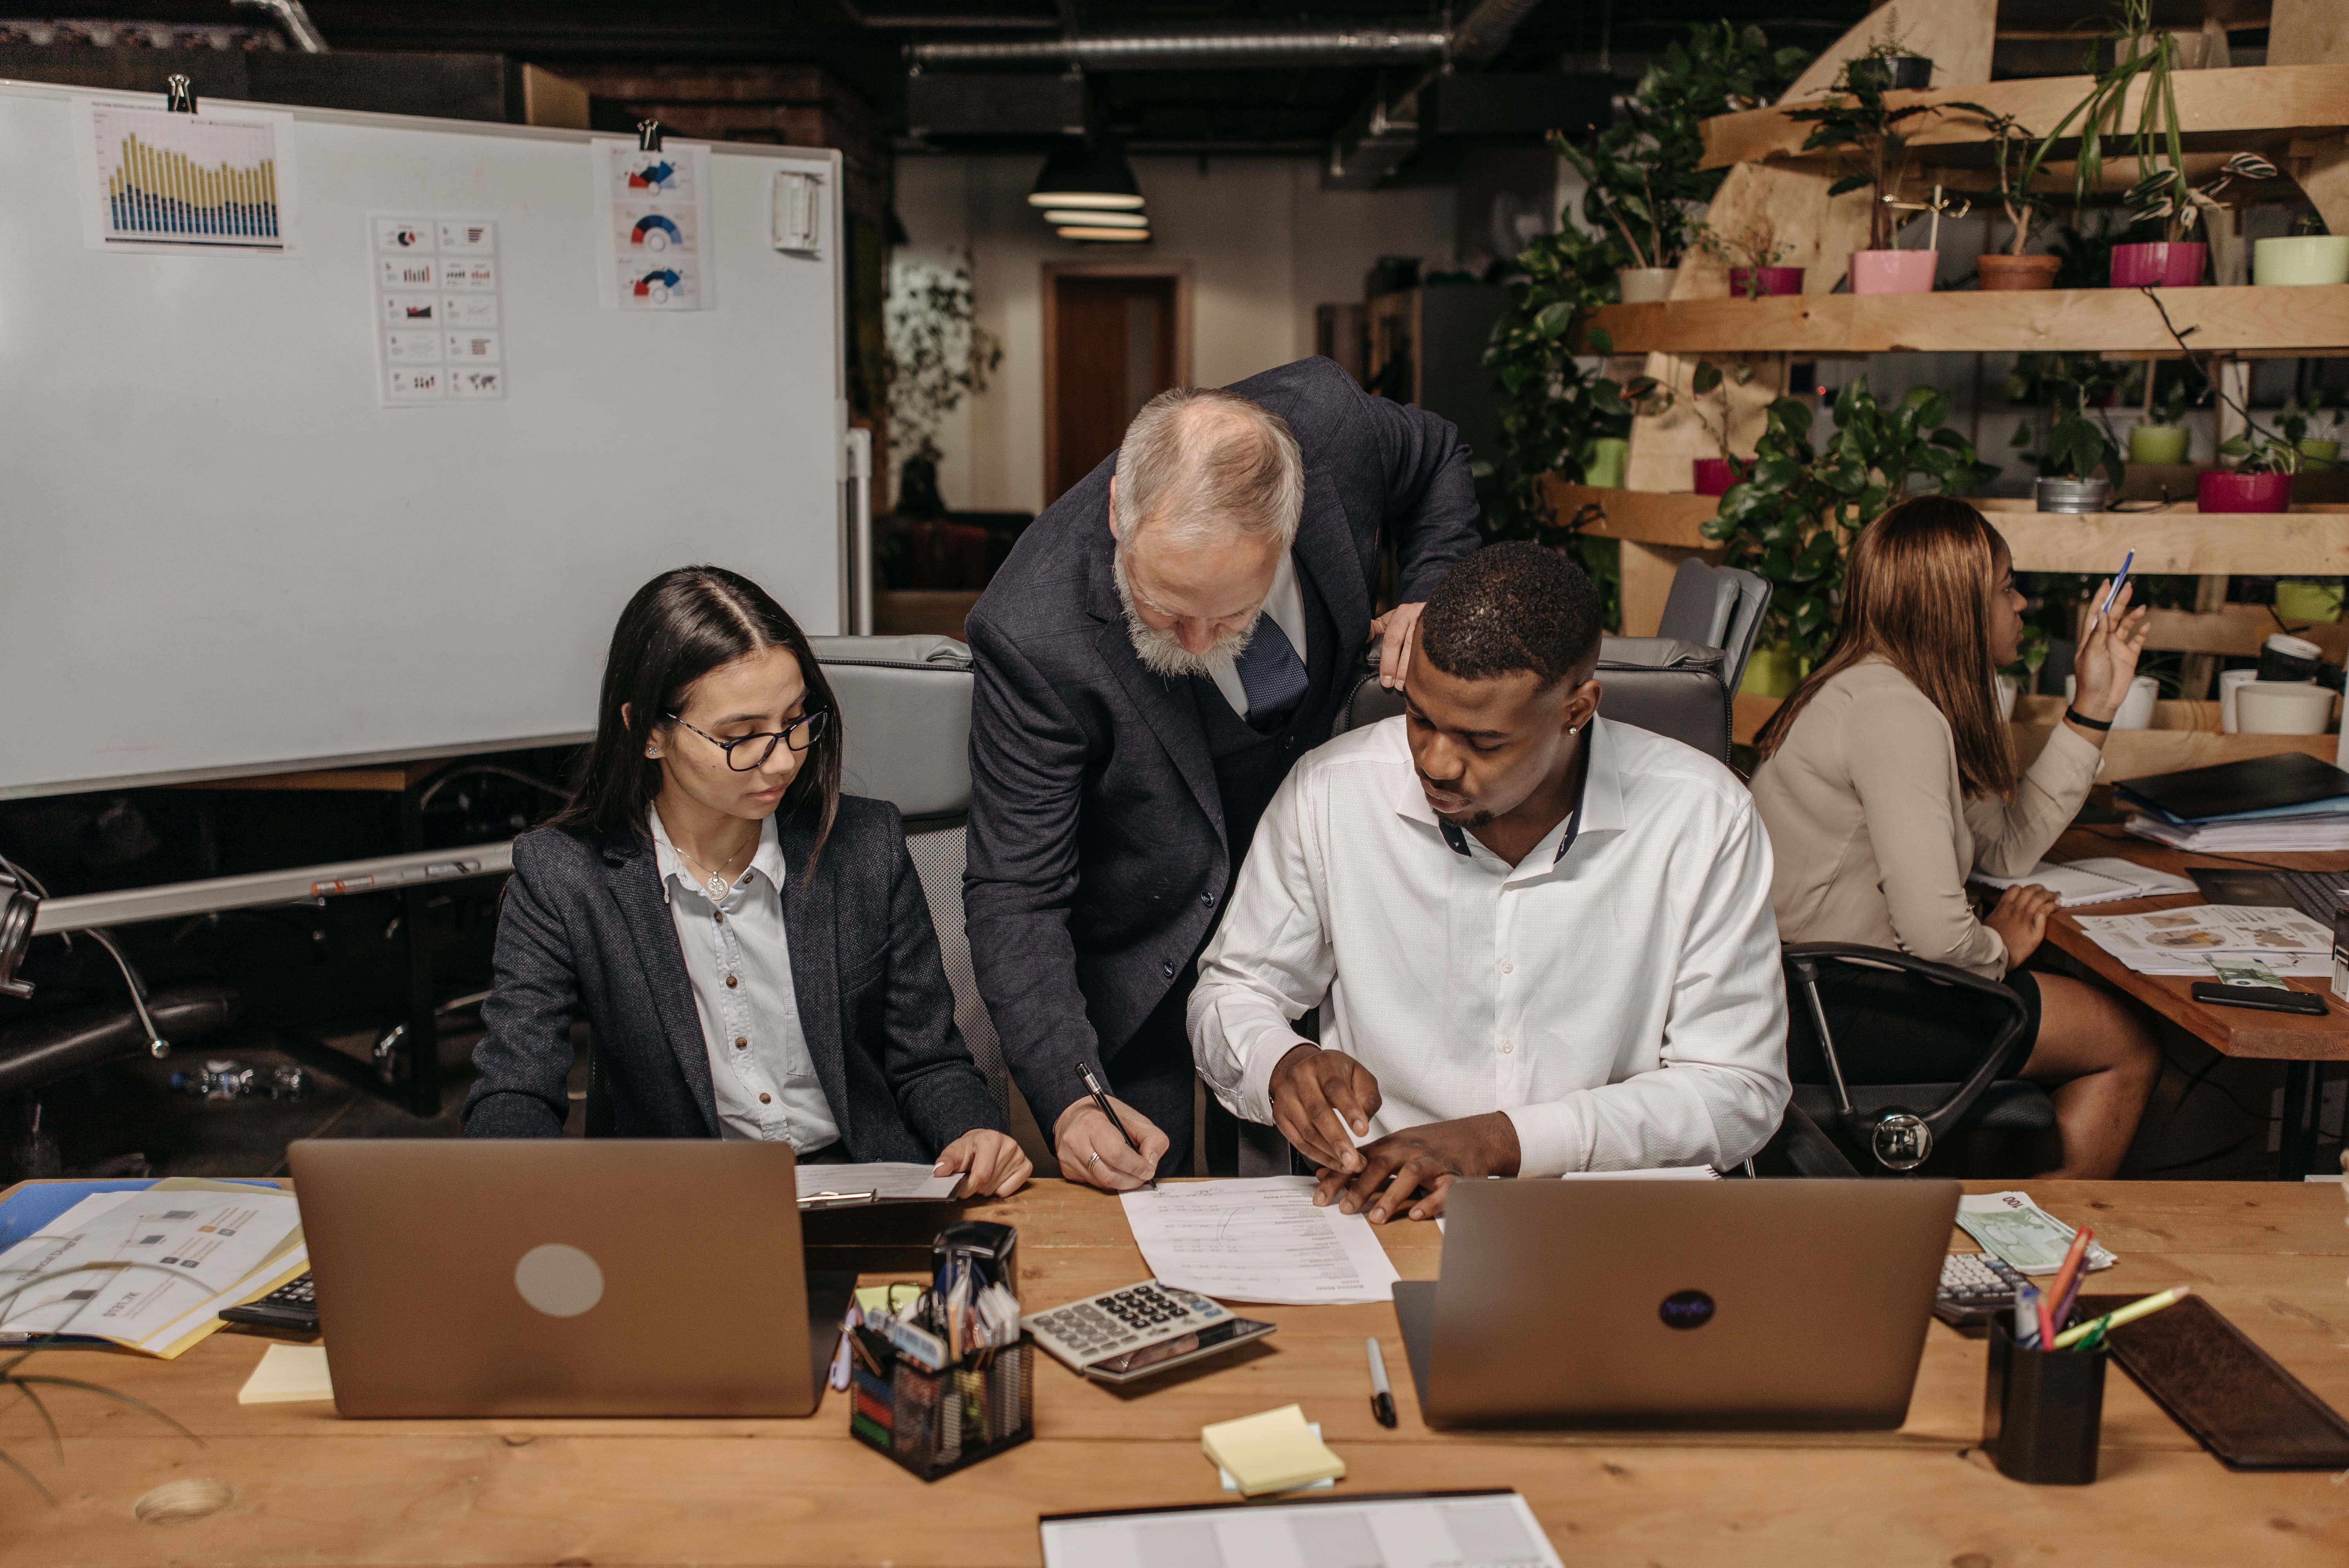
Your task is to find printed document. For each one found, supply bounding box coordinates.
[2071,904,2336,976]
[0,1188,303,1354]
[1041,1490,1564,1568]
[795,1162,961,1203]
[1120,1177,1401,1305]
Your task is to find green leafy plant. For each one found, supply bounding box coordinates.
[1786,52,1950,252]
[2009,359,2128,486]
[2219,431,2306,475]
[1693,220,1795,293]
[2142,376,2192,429]
[2276,394,2344,449]
[1701,380,1999,662]
[882,252,1002,479]
[1952,106,2052,257]
[1689,358,1757,460]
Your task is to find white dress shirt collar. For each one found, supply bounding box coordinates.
[649,804,787,903]
[1390,713,1627,882]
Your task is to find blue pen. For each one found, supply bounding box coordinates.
[2015,1283,2043,1349]
[2098,551,2135,618]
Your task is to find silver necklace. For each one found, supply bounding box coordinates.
[674,840,752,899]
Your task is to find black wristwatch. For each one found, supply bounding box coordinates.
[2064,706,2112,732]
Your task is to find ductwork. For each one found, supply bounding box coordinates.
[1449,0,1548,64]
[907,27,1449,71]
[230,0,328,53]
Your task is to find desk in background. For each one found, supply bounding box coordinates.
[1,1177,2345,1565]
[2045,825,2349,1179]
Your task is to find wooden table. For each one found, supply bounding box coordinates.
[4,1177,2348,1565]
[2044,825,2349,1178]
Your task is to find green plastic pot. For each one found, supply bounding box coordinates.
[2129,424,2190,465]
[2299,439,2340,470]
[2274,580,2344,624]
[1742,646,1801,699]
[2253,236,2349,287]
[1584,438,1630,489]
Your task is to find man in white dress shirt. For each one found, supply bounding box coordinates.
[1188,542,1790,1221]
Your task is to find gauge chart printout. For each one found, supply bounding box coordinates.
[368,212,508,405]
[1120,1177,1401,1305]
[592,138,713,310]
[72,97,300,254]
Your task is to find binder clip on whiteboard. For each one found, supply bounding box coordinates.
[637,119,663,152]
[774,168,824,257]
[164,74,198,114]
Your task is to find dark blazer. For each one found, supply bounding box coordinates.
[963,355,1482,1129]
[465,794,1007,1155]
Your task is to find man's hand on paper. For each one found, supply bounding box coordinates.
[1270,1042,1383,1176]
[1315,1112,1521,1224]
[933,1129,1034,1198]
[1986,882,2059,968]
[1054,1095,1170,1191]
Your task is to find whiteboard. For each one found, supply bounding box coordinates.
[0,79,848,800]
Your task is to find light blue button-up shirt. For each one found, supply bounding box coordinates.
[649,807,840,1151]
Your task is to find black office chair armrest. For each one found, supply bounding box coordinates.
[1781,943,2033,1172]
[0,983,239,1098]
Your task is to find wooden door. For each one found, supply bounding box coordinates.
[1043,263,1192,504]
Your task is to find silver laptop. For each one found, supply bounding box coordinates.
[287,1139,852,1418]
[1395,1179,1958,1430]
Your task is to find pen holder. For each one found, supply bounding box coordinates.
[849,1333,1034,1480]
[1984,1321,2107,1484]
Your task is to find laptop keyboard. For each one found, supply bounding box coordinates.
[2264,870,2349,926]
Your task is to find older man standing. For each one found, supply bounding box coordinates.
[964,356,1480,1188]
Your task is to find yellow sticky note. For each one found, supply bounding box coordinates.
[237,1344,334,1405]
[1201,1403,1346,1497]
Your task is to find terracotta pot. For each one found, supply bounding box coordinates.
[2110,241,2206,288]
[1849,249,1937,295]
[1727,266,1804,298]
[1978,253,2060,292]
[1693,457,1749,496]
[2198,469,2293,513]
[1616,267,1678,303]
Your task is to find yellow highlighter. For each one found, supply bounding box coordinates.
[2051,1285,2191,1350]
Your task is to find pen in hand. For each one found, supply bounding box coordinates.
[1074,1061,1154,1188]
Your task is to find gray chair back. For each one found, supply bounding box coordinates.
[1656,559,1772,696]
[1335,636,1734,764]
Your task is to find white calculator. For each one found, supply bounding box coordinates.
[1023,1280,1276,1385]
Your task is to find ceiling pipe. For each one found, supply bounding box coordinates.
[907,26,1450,71]
[1324,0,1553,188]
[230,0,328,53]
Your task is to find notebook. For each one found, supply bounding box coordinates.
[1972,857,2198,908]
[2115,754,2349,827]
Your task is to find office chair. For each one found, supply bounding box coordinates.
[1337,636,1736,763]
[1781,943,2057,1175]
[1655,559,1772,696]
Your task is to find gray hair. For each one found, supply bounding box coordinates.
[1110,387,1304,552]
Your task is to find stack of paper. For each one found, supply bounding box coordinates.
[1973,857,2198,908]
[1201,1404,1347,1496]
[2127,813,2349,853]
[0,1179,307,1358]
[2117,754,2349,853]
[2070,904,2338,977]
[1119,1177,1401,1305]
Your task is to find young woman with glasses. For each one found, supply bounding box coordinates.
[464,565,1031,1196]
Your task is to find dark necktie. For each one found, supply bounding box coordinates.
[1234,613,1308,733]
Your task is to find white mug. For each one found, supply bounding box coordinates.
[2065,673,2160,730]
[2218,668,2258,734]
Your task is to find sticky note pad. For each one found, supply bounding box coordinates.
[1201,1403,1346,1497]
[237,1343,335,1405]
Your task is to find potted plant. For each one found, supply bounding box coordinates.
[1702,378,1998,684]
[2128,377,2193,465]
[2277,393,2343,469]
[1686,358,1757,492]
[2120,153,2276,285]
[1787,51,1949,294]
[2204,432,2298,513]
[1957,105,2060,290]
[1695,220,1803,297]
[1846,9,1933,90]
[2255,213,2349,287]
[2014,360,2127,512]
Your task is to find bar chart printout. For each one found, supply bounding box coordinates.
[72,98,299,253]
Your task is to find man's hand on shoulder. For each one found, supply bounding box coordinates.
[1269,1042,1383,1176]
[1314,1112,1521,1223]
[1366,602,1425,690]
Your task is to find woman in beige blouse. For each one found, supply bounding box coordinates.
[1749,497,2158,1178]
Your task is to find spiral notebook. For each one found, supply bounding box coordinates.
[1971,857,2197,908]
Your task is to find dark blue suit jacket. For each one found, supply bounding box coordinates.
[962,356,1481,1130]
[465,795,1006,1155]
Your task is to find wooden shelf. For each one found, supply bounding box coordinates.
[1573,284,2349,356]
[1698,63,2349,171]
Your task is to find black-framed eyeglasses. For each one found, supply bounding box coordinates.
[665,708,829,771]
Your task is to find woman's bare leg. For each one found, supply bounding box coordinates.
[2017,971,2162,1179]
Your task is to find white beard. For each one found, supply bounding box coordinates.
[1113,547,1260,678]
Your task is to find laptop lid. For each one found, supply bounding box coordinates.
[288,1138,834,1418]
[1414,1179,1957,1430]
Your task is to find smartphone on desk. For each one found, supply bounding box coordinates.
[2189,981,2331,1016]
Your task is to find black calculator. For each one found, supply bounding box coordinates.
[1935,1251,2028,1328]
[218,1271,319,1334]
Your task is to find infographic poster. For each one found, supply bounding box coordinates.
[71,97,300,255]
[367,213,508,406]
[592,139,712,310]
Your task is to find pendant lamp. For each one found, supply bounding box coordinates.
[1027,138,1143,211]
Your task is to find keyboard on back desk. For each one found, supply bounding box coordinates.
[2266,869,2349,926]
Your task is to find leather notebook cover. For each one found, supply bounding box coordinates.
[2078,1293,2349,1469]
[2114,752,2349,825]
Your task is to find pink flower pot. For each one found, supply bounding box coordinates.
[2110,242,2207,288]
[1693,458,1749,496]
[2198,469,2293,513]
[1727,266,1804,298]
[1849,250,1937,295]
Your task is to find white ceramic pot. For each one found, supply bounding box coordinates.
[1616,268,1679,303]
[2066,673,2159,730]
[2235,681,2336,735]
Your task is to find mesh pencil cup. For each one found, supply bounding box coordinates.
[848,1331,1035,1481]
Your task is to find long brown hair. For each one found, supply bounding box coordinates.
[1754,496,2018,799]
[545,566,843,871]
